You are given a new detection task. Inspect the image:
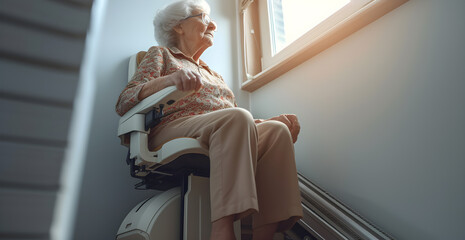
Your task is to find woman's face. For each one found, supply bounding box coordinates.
[177,9,217,50]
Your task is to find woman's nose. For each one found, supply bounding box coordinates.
[208,20,217,31]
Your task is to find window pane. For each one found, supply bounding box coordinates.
[269,0,350,54]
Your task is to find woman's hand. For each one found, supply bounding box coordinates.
[168,69,203,92]
[138,69,203,101]
[268,114,301,143]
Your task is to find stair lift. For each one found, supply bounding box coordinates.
[114,52,396,240]
[115,52,241,240]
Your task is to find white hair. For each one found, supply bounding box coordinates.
[153,0,211,47]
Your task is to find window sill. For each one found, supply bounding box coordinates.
[241,0,408,92]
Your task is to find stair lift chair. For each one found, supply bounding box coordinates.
[116,52,241,240]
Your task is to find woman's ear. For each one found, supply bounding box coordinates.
[173,24,183,35]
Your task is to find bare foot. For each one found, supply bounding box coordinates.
[253,222,278,240]
[210,215,236,240]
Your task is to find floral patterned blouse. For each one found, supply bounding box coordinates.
[116,46,236,128]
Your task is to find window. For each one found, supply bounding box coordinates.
[240,0,409,91]
[268,0,350,55]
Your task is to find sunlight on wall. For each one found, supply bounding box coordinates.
[50,0,106,239]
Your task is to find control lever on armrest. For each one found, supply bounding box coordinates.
[145,104,164,131]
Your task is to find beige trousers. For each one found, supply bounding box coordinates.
[150,108,303,231]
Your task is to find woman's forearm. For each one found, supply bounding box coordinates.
[138,75,173,101]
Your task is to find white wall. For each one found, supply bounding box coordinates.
[72,0,241,239]
[250,0,465,239]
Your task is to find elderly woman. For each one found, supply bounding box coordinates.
[116,0,302,239]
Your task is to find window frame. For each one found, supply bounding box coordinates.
[260,0,371,69]
[240,0,409,92]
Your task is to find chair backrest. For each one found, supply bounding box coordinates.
[127,51,147,82]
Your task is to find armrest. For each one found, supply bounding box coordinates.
[117,86,192,137]
[117,86,193,164]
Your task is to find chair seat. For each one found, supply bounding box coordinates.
[129,137,210,190]
[139,153,210,191]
